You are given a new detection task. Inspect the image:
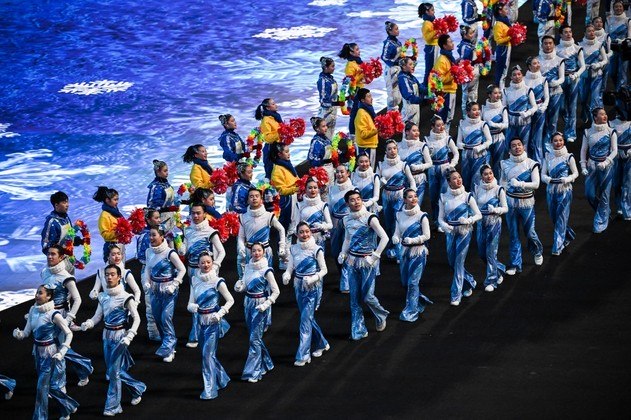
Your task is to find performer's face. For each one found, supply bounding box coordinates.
[489,88,502,102]
[316,120,328,134]
[194,146,207,160]
[357,156,371,171]
[432,119,445,133]
[47,248,63,267]
[54,199,69,214]
[198,255,214,274]
[347,194,363,212]
[248,191,262,208]
[510,139,524,156]
[147,211,161,227]
[149,229,164,247]
[225,116,237,130]
[481,168,495,184]
[106,194,119,208]
[528,58,541,73]
[385,142,398,159]
[404,191,418,207]
[156,164,169,179]
[335,166,349,183]
[467,104,481,119]
[561,27,573,41]
[306,182,319,198]
[405,124,420,140]
[108,247,123,265]
[105,268,121,289]
[190,206,206,224]
[251,245,265,261]
[584,26,595,40]
[297,225,312,242]
[552,135,565,150]
[35,286,51,305]
[614,2,624,15]
[542,38,554,54]
[448,172,463,189]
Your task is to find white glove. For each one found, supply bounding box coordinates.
[13,328,25,340]
[410,163,423,172]
[209,312,222,323]
[510,178,523,188]
[391,236,400,245]
[187,303,199,313]
[143,282,151,293]
[569,73,577,81]
[80,319,94,331]
[212,263,220,275]
[256,299,272,313]
[443,225,454,233]
[282,272,291,286]
[519,111,529,119]
[473,145,485,154]
[65,313,76,326]
[402,237,419,245]
[582,168,589,176]
[337,253,347,265]
[278,244,287,258]
[238,248,246,258]
[165,283,178,295]
[487,204,496,214]
[311,223,322,231]
[365,252,380,267]
[561,176,572,184]
[121,336,132,347]
[52,352,65,361]
[539,105,547,113]
[596,161,607,170]
[89,289,99,300]
[364,199,374,208]
[234,280,245,293]
[304,274,320,287]
[458,216,472,225]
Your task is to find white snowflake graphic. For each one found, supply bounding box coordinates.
[253,25,336,41]
[308,0,347,6]
[58,80,134,95]
[0,123,20,138]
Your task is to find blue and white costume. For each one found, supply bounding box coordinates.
[42,261,93,391]
[425,130,460,224]
[90,262,141,302]
[399,138,433,204]
[0,375,15,399]
[146,176,178,234]
[219,129,246,163]
[457,116,493,190]
[382,34,402,111]
[237,206,286,279]
[473,178,508,290]
[539,48,566,147]
[392,205,432,321]
[606,13,631,89]
[533,0,556,40]
[229,178,252,214]
[327,178,354,292]
[557,38,586,141]
[308,132,334,188]
[340,206,389,340]
[503,80,538,152]
[317,71,339,140]
[234,258,280,382]
[398,69,424,126]
[594,27,613,96]
[579,36,608,123]
[612,117,631,219]
[482,99,509,177]
[135,227,160,341]
[541,146,579,254]
[41,210,75,274]
[377,155,416,259]
[288,195,333,249]
[14,300,78,420]
[462,0,482,34]
[187,271,234,399]
[283,238,329,364]
[580,122,618,232]
[586,0,601,24]
[351,166,381,214]
[180,220,226,345]
[438,186,482,304]
[500,153,544,272]
[524,69,550,163]
[144,240,186,360]
[457,37,481,112]
[81,285,145,416]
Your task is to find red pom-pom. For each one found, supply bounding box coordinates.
[115,217,134,244]
[290,118,306,137]
[451,59,475,84]
[296,175,310,199]
[375,110,404,139]
[278,118,306,145]
[223,161,239,187]
[210,168,229,195]
[443,15,459,32]
[308,166,329,187]
[359,58,383,85]
[128,208,146,234]
[507,23,527,46]
[209,211,241,242]
[432,18,449,36]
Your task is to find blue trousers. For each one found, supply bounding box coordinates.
[294,281,328,362]
[562,77,580,140]
[579,73,603,123]
[242,297,274,381]
[151,286,178,358]
[461,150,489,191]
[585,164,614,233]
[331,218,349,292]
[399,248,432,322]
[344,257,389,340]
[490,136,507,178]
[199,321,230,399]
[546,186,576,254]
[428,164,448,224]
[477,218,506,288]
[609,52,629,90]
[529,110,547,164]
[494,45,510,87]
[423,44,437,86]
[52,319,93,390]
[613,156,631,219]
[506,205,543,271]
[446,229,476,302]
[34,349,79,420]
[382,190,403,258]
[103,332,146,413]
[544,94,563,147]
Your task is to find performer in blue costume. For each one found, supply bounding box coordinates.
[308,117,334,191]
[381,21,402,111]
[456,101,493,190]
[524,56,550,165]
[606,1,631,89]
[438,170,482,306]
[474,165,508,292]
[90,245,141,303]
[13,285,79,420]
[229,160,254,214]
[288,178,333,249]
[539,35,566,149]
[500,138,544,276]
[328,165,355,293]
[338,190,390,340]
[557,25,586,143]
[186,252,234,399]
[282,223,330,366]
[135,209,161,341]
[218,114,246,163]
[317,56,340,140]
[80,264,145,416]
[41,245,93,391]
[425,115,459,226]
[533,0,557,41]
[457,25,481,113]
[593,17,613,97]
[503,65,538,154]
[351,154,381,213]
[580,108,619,233]
[234,243,280,383]
[146,160,179,235]
[144,226,186,363]
[482,84,509,177]
[399,122,433,205]
[377,140,416,259]
[579,25,608,124]
[611,104,631,220]
[41,191,79,274]
[398,57,425,127]
[541,132,579,255]
[393,189,432,321]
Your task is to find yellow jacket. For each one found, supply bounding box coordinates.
[190,163,213,189]
[345,61,364,89]
[433,54,457,94]
[271,164,299,195]
[354,108,379,148]
[260,116,280,144]
[98,211,118,242]
[493,21,511,47]
[422,21,438,45]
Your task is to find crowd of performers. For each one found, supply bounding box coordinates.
[2,0,631,418]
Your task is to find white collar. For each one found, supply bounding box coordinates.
[592,122,608,132]
[449,186,465,196]
[594,29,605,38]
[248,206,267,217]
[303,195,322,207]
[299,237,317,250]
[510,81,526,89]
[350,206,369,219]
[510,152,528,163]
[402,205,420,216]
[336,178,354,191]
[560,39,575,48]
[540,50,556,60]
[36,301,55,313]
[582,37,596,46]
[525,70,542,80]
[151,240,169,253]
[198,271,218,283]
[193,219,209,231]
[427,130,448,141]
[553,146,568,157]
[48,260,67,275]
[480,178,498,190]
[248,258,268,271]
[105,284,124,296]
[354,167,374,179]
[485,99,503,109]
[385,156,401,166]
[466,116,481,125]
[404,138,420,147]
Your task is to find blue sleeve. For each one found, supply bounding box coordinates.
[208,207,222,219]
[381,40,399,67]
[308,137,325,167]
[318,75,334,108]
[398,74,424,104]
[459,44,474,62]
[220,132,240,162]
[230,184,249,214]
[41,216,60,254]
[462,1,477,25]
[147,183,166,209]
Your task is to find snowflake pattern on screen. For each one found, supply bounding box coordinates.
[59,80,134,95]
[253,25,336,41]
